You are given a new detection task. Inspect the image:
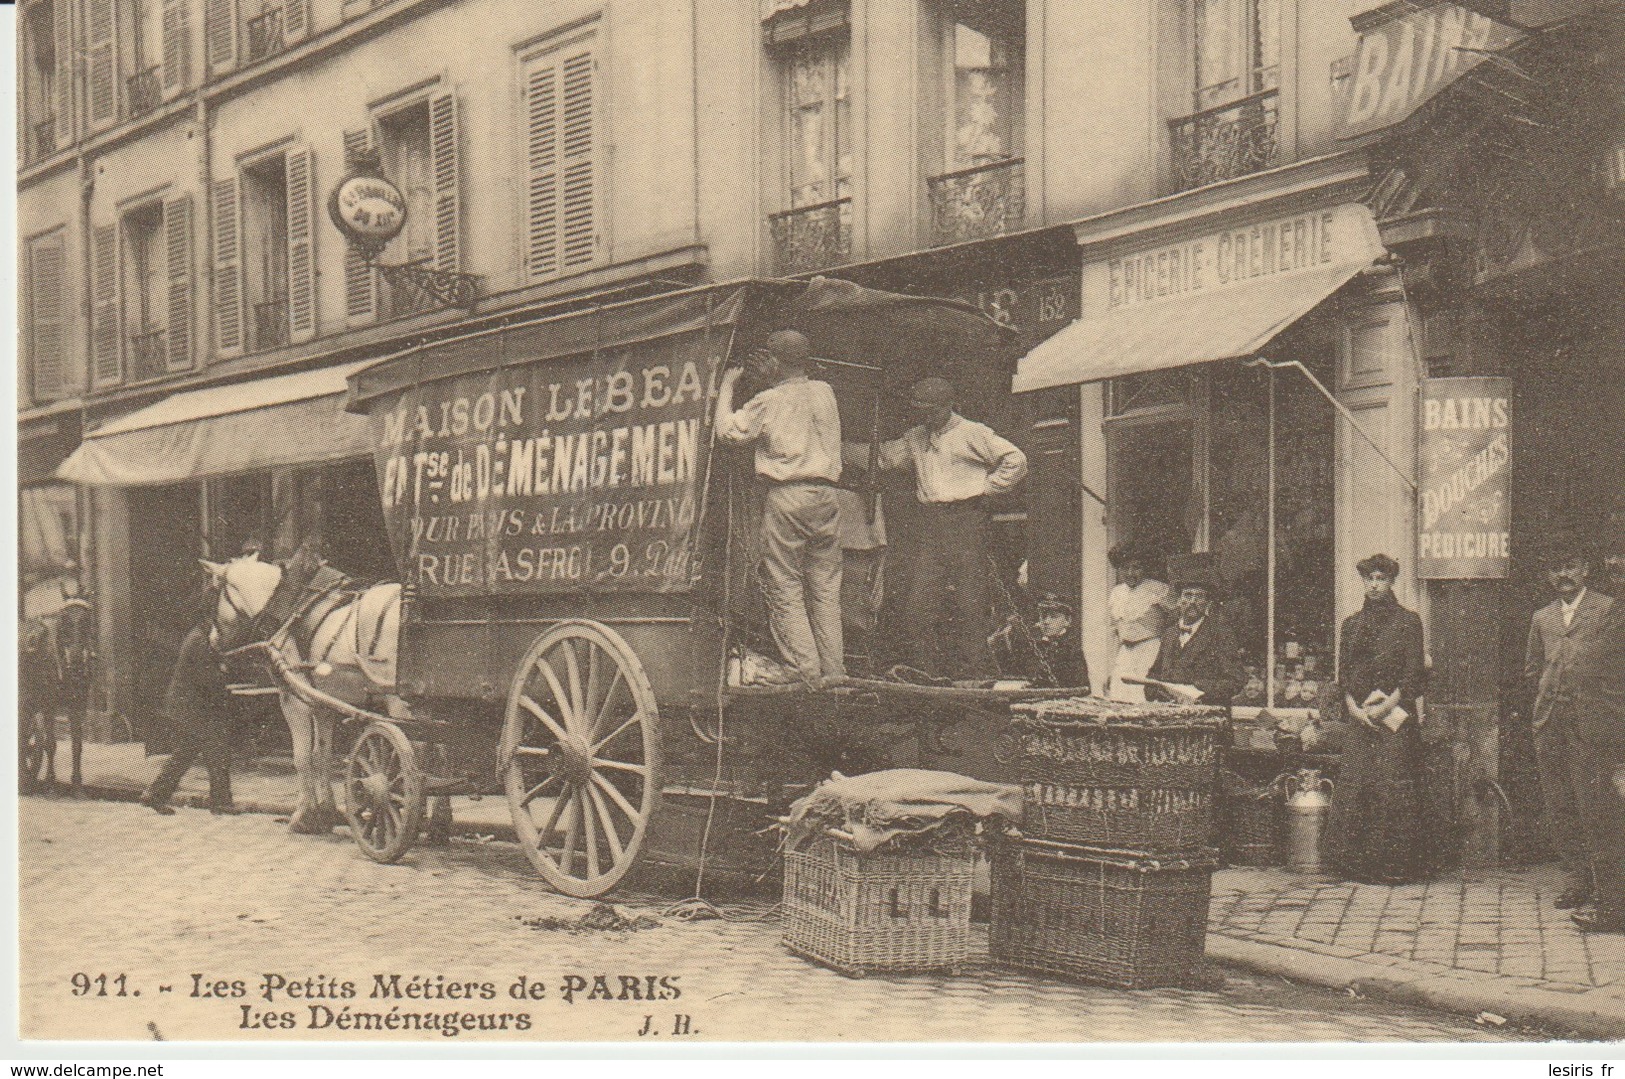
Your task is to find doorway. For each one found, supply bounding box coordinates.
[127,483,203,746]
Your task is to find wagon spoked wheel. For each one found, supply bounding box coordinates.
[502,620,660,898]
[19,712,51,794]
[344,721,425,864]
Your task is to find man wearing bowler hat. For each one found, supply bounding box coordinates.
[1145,552,1243,711]
[1525,532,1614,911]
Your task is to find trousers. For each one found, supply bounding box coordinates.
[1535,709,1589,882]
[145,727,234,810]
[757,483,844,682]
[903,500,992,679]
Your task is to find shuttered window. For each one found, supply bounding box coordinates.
[91,222,123,385]
[429,91,461,274]
[211,175,244,357]
[162,0,193,93]
[206,0,238,74]
[342,127,378,325]
[285,146,317,342]
[86,0,118,127]
[25,230,70,403]
[164,194,195,370]
[523,30,600,282]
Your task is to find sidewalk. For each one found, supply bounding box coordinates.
[45,739,1625,1040]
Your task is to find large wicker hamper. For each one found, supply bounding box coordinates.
[990,835,1218,989]
[1010,699,1228,852]
[782,837,975,977]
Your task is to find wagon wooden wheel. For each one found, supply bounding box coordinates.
[344,721,426,864]
[501,620,661,897]
[19,711,52,794]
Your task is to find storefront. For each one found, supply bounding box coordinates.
[1017,182,1418,721]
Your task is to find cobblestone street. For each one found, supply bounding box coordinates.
[20,797,1532,1044]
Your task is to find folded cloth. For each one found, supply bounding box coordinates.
[784,768,1023,853]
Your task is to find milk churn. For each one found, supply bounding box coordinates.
[1277,768,1335,873]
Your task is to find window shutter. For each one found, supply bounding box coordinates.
[284,0,310,45]
[91,223,122,386]
[285,146,317,343]
[524,54,561,281]
[27,234,68,402]
[211,176,244,358]
[558,50,598,271]
[162,0,193,93]
[206,0,238,75]
[54,0,75,146]
[429,90,461,274]
[86,0,117,126]
[342,128,378,324]
[163,194,195,370]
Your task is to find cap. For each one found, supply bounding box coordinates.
[1035,592,1074,618]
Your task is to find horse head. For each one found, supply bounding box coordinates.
[202,554,283,653]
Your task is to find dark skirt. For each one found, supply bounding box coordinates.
[1323,716,1427,885]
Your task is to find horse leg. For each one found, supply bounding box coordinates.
[311,709,344,831]
[69,706,85,796]
[422,744,453,844]
[283,693,331,834]
[41,713,58,792]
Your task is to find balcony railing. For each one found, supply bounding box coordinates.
[253,299,289,351]
[926,157,1025,247]
[32,117,56,161]
[245,7,286,62]
[129,328,168,382]
[127,67,162,118]
[1167,89,1280,194]
[768,198,852,276]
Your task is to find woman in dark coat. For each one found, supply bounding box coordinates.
[1324,553,1429,884]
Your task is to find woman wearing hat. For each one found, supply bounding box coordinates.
[1323,553,1429,885]
[1106,541,1172,703]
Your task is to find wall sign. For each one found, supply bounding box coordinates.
[1418,376,1511,579]
[328,170,408,249]
[1340,4,1522,140]
[368,333,720,597]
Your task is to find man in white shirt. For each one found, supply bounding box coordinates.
[1526,534,1615,909]
[848,377,1027,678]
[715,330,845,687]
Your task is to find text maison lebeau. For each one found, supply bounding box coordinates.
[372,355,716,590]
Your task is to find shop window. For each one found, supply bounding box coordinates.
[523,27,601,283]
[24,229,69,403]
[766,7,853,275]
[206,474,273,559]
[927,2,1025,245]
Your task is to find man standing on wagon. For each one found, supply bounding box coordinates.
[715,330,847,688]
[847,377,1028,679]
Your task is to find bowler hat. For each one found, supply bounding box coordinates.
[1168,552,1223,596]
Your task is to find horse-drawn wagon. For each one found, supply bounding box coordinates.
[215,277,1079,898]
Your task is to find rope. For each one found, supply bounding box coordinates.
[660,897,782,923]
[985,554,1058,686]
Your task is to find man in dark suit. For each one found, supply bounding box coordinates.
[1567,536,1625,932]
[1525,534,1615,910]
[1147,553,1242,711]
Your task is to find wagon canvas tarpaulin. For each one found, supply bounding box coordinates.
[353,288,751,597]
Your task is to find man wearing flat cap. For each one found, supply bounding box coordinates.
[715,329,845,688]
[846,377,1027,678]
[1145,553,1242,710]
[1525,532,1614,911]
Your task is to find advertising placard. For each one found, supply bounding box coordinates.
[369,332,721,596]
[1417,376,1512,579]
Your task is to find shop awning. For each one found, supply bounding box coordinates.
[1013,202,1387,393]
[56,360,376,486]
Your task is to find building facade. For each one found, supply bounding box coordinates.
[22,0,1624,862]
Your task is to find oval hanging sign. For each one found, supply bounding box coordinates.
[328,171,408,247]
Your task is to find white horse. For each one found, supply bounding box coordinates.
[202,551,406,835]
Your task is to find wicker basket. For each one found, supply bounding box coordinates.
[781,837,975,977]
[990,835,1217,989]
[1220,785,1281,867]
[1010,701,1226,852]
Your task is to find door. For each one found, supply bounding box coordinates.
[127,483,203,747]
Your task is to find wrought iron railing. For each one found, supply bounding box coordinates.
[245,7,286,62]
[382,259,443,319]
[127,67,162,118]
[926,157,1025,246]
[32,117,56,161]
[253,299,289,351]
[129,328,168,381]
[768,197,852,276]
[1167,89,1280,194]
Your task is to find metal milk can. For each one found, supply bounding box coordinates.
[1278,768,1335,874]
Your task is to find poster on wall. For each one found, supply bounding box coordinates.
[1417,376,1511,579]
[368,333,719,596]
